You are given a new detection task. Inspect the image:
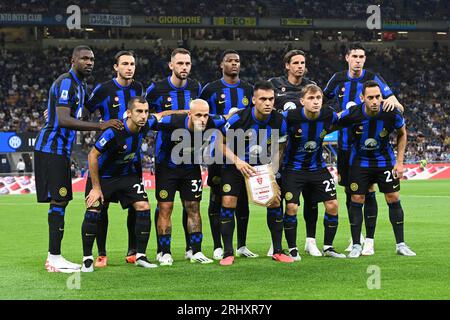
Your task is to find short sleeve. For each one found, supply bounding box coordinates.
[85,83,104,113]
[94,129,116,153]
[374,74,394,98]
[323,73,339,99]
[394,111,405,129]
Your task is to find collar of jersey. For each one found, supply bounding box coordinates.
[69,69,82,85]
[168,76,188,90]
[347,69,366,81]
[362,103,381,118]
[252,108,271,124]
[301,107,322,121]
[220,78,241,88]
[113,78,132,89]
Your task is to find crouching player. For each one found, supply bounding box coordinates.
[282,84,346,260]
[81,97,158,271]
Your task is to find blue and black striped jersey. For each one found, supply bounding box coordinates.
[86,79,144,120]
[155,114,226,169]
[94,117,157,178]
[145,77,201,113]
[337,104,405,168]
[269,75,316,112]
[222,107,288,166]
[324,69,394,151]
[35,69,87,157]
[200,78,253,115]
[283,107,338,171]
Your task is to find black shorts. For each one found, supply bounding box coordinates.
[348,167,400,195]
[207,164,222,196]
[221,165,246,197]
[282,168,337,205]
[34,151,72,203]
[155,164,203,202]
[85,174,148,209]
[337,148,350,187]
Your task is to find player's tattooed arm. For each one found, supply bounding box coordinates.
[219,131,257,178]
[383,95,404,113]
[394,125,407,179]
[56,107,124,131]
[86,147,104,208]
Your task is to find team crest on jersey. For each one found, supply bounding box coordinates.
[159,190,168,199]
[92,200,100,208]
[281,87,286,92]
[114,96,119,102]
[242,97,249,106]
[167,97,172,102]
[59,187,67,197]
[221,94,226,99]
[223,184,231,193]
[320,130,328,139]
[294,129,302,138]
[350,183,358,192]
[285,192,293,201]
[341,87,345,92]
[379,128,388,137]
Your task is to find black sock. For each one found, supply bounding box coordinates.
[82,211,98,257]
[158,234,171,254]
[349,201,363,245]
[154,206,160,253]
[236,193,249,249]
[190,232,203,254]
[303,196,318,238]
[345,191,352,219]
[48,205,65,255]
[283,213,298,249]
[208,193,222,249]
[323,212,339,246]
[220,207,236,258]
[364,191,378,239]
[135,210,151,254]
[182,207,190,251]
[127,207,137,254]
[96,207,108,256]
[267,207,284,254]
[388,201,404,244]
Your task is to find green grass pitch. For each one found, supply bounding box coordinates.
[0,179,449,300]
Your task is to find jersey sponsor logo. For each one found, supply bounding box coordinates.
[304,141,318,152]
[294,129,302,138]
[242,97,249,106]
[350,183,358,192]
[283,102,296,111]
[223,184,231,193]
[346,101,357,109]
[379,128,388,137]
[285,192,293,201]
[159,190,168,199]
[123,152,136,161]
[355,125,364,134]
[99,138,108,147]
[59,187,68,197]
[249,145,262,156]
[363,138,378,150]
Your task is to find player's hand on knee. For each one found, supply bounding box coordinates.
[236,159,256,178]
[393,164,404,179]
[86,188,104,209]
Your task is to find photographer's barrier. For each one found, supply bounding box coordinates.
[1,164,450,195]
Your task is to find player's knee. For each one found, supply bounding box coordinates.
[222,196,237,209]
[286,203,298,215]
[351,194,365,204]
[133,201,150,211]
[385,192,400,204]
[324,200,338,215]
[184,201,200,215]
[158,202,174,217]
[50,200,68,208]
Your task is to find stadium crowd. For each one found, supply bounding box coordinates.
[2,0,448,19]
[0,44,448,163]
